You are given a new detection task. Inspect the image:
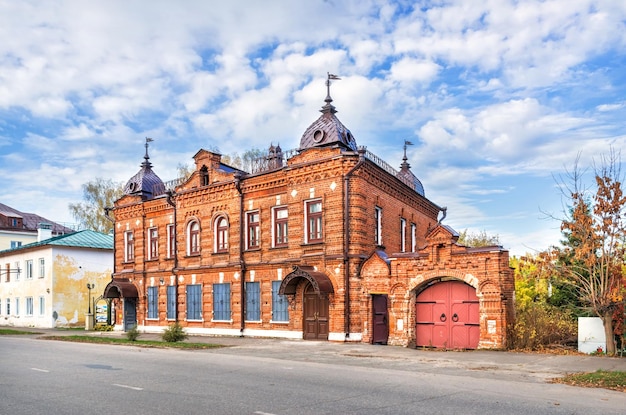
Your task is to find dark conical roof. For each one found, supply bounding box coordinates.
[299,74,358,151]
[123,139,165,200]
[397,142,425,196]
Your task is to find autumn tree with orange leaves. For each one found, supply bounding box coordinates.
[549,150,626,355]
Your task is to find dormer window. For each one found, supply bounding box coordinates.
[200,165,209,186]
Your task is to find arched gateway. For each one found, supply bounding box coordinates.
[279,265,334,340]
[103,278,139,331]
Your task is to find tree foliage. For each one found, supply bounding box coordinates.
[508,255,577,350]
[457,229,501,247]
[547,150,626,354]
[68,177,123,233]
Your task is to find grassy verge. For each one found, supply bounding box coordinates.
[554,370,626,392]
[0,328,41,335]
[39,335,225,349]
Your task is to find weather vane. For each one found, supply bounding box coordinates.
[326,72,341,101]
[403,139,413,160]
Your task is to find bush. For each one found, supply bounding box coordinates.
[125,326,140,341]
[162,322,188,342]
[508,302,576,350]
[94,324,113,332]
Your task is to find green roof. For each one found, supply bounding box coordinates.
[0,230,113,254]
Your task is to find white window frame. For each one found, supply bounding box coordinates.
[400,218,406,252]
[214,216,229,253]
[305,199,323,243]
[124,231,134,262]
[26,297,33,316]
[166,223,175,259]
[272,206,288,248]
[187,220,200,256]
[147,227,158,260]
[374,206,383,246]
[246,211,260,250]
[39,296,45,316]
[15,297,20,316]
[39,258,45,278]
[26,259,33,280]
[411,223,417,252]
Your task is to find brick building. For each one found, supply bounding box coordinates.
[105,78,514,349]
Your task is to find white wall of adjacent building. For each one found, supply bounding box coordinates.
[0,246,112,328]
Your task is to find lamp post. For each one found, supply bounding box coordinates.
[86,283,94,314]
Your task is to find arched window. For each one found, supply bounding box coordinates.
[215,216,228,253]
[187,220,200,255]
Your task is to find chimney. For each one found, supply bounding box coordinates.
[38,223,53,242]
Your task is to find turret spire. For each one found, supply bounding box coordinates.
[321,73,341,114]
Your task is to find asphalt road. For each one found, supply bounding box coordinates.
[1,335,625,415]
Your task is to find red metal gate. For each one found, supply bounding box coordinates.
[415,280,479,349]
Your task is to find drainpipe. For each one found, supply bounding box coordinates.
[343,147,367,339]
[438,206,447,223]
[165,190,179,322]
[234,172,246,337]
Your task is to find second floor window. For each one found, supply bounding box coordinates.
[167,224,176,258]
[124,231,135,262]
[375,206,383,246]
[411,223,417,252]
[306,200,323,243]
[188,221,200,255]
[400,218,406,253]
[215,217,229,253]
[148,227,158,260]
[246,211,260,249]
[39,258,45,278]
[26,260,33,279]
[273,207,288,247]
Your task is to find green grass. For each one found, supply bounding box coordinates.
[39,335,225,350]
[0,328,41,335]
[557,370,626,392]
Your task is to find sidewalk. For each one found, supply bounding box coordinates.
[31,328,626,383]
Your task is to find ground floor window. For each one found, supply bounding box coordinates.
[186,284,202,320]
[26,297,33,316]
[271,280,289,322]
[213,283,230,321]
[39,296,45,316]
[166,285,176,320]
[245,282,260,321]
[147,286,158,319]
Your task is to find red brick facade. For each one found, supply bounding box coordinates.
[106,91,514,349]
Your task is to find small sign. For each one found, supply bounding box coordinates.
[487,319,496,334]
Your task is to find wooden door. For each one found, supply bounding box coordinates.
[415,281,479,349]
[123,298,137,331]
[371,294,389,344]
[303,284,329,340]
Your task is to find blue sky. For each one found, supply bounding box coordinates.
[1,0,625,256]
